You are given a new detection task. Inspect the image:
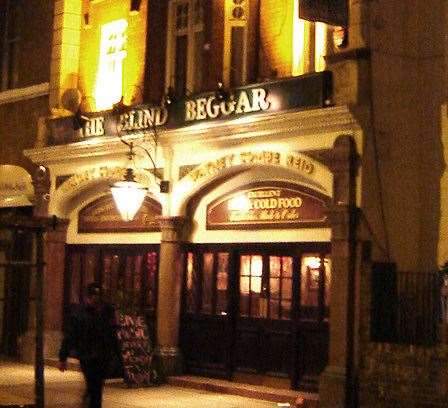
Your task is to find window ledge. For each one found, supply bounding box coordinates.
[0,83,49,106]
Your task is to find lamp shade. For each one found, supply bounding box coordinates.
[111,180,147,221]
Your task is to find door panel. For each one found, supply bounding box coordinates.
[294,253,330,389]
[180,244,331,389]
[235,253,293,378]
[181,250,233,378]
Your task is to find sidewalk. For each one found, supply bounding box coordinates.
[0,362,316,408]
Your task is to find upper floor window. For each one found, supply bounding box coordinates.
[95,19,127,110]
[224,0,249,87]
[0,0,22,91]
[293,0,327,75]
[166,0,205,98]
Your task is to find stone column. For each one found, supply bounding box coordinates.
[20,166,68,362]
[319,135,360,408]
[155,216,185,376]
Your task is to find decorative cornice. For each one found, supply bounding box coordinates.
[24,105,366,166]
[0,83,49,105]
[160,105,364,147]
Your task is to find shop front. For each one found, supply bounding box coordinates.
[24,73,363,395]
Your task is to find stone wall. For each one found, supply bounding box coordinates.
[358,243,448,407]
[359,342,448,408]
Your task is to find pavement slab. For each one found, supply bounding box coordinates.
[0,363,278,408]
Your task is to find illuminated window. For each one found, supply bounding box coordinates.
[300,253,331,321]
[166,0,205,98]
[293,0,327,75]
[95,19,127,110]
[0,0,22,90]
[185,250,229,316]
[224,0,249,87]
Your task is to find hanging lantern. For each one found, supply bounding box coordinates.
[111,168,147,221]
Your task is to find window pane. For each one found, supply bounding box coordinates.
[174,35,187,97]
[270,256,281,278]
[270,277,280,297]
[250,256,263,277]
[193,0,204,24]
[230,26,245,86]
[281,278,292,300]
[193,30,204,92]
[186,252,198,313]
[282,256,293,278]
[251,276,262,294]
[240,276,250,295]
[201,253,214,314]
[216,253,229,314]
[176,3,189,29]
[240,255,251,277]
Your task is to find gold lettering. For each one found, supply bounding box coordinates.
[196,98,207,120]
[251,88,270,111]
[286,155,315,174]
[235,91,253,114]
[185,100,196,121]
[206,96,220,118]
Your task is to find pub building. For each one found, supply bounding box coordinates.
[17,0,444,407]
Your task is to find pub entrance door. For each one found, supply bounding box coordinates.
[64,244,159,341]
[180,243,331,390]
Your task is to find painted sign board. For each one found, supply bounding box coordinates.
[116,313,157,387]
[207,184,329,230]
[47,71,333,145]
[78,194,161,233]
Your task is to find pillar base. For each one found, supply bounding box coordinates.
[155,345,183,377]
[319,365,357,408]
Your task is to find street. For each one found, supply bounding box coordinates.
[0,362,281,408]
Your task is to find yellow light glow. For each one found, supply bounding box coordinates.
[95,19,128,110]
[304,256,321,269]
[228,194,251,212]
[314,22,327,72]
[292,0,305,76]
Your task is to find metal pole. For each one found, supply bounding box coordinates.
[35,227,45,408]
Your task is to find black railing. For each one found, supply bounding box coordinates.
[371,265,441,346]
[395,271,440,346]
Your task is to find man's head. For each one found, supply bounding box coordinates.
[86,282,102,306]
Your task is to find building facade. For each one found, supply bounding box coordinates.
[0,0,54,359]
[9,0,448,407]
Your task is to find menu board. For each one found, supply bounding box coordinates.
[116,314,155,387]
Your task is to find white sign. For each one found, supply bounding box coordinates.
[0,165,34,207]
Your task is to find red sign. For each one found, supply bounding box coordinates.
[207,185,328,230]
[78,194,161,233]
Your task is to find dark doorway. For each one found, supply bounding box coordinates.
[180,243,330,390]
[64,244,159,342]
[0,216,33,358]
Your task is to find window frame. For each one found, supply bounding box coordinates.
[0,0,22,91]
[165,0,205,97]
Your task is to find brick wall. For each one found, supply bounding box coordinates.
[359,343,448,408]
[358,247,448,407]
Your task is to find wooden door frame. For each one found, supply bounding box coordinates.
[181,242,331,388]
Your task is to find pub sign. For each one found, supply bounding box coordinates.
[207,184,329,230]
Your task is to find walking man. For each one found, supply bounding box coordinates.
[59,282,120,408]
